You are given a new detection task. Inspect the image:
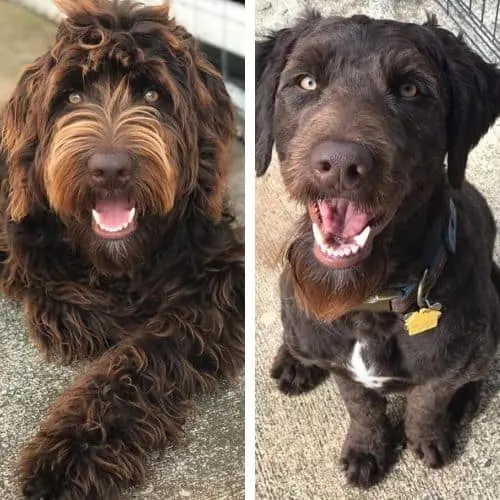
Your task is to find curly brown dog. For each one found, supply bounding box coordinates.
[0,1,244,498]
[256,12,500,488]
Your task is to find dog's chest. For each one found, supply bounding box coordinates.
[347,341,394,389]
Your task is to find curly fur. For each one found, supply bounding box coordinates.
[0,1,244,498]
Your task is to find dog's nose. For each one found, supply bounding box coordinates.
[88,151,132,186]
[310,140,373,190]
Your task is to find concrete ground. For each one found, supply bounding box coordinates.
[256,1,500,499]
[0,3,244,499]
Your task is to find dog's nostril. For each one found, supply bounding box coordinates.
[118,169,131,181]
[91,169,105,181]
[317,161,332,173]
[346,164,361,180]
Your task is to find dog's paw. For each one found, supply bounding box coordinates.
[21,458,72,500]
[407,432,453,468]
[271,345,329,395]
[341,449,384,489]
[340,421,396,488]
[22,474,60,500]
[19,433,123,500]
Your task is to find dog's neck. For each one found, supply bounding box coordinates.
[384,176,451,285]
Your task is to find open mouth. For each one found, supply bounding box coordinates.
[308,199,378,269]
[91,197,137,240]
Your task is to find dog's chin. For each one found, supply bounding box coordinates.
[285,224,388,321]
[307,198,397,270]
[65,215,151,276]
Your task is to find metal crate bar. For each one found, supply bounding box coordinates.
[434,0,500,62]
[172,0,245,112]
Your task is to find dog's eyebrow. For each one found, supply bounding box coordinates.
[384,52,441,93]
[285,44,336,75]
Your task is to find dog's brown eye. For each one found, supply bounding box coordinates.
[68,92,83,105]
[399,83,419,98]
[299,76,317,91]
[144,90,160,103]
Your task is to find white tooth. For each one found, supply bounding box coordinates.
[312,223,325,246]
[353,225,372,248]
[351,244,359,254]
[320,244,328,254]
[332,249,341,258]
[128,207,136,223]
[343,247,352,256]
[327,247,336,257]
[93,208,135,233]
[98,220,133,233]
[92,209,101,224]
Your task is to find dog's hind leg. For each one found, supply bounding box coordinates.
[492,261,500,297]
[447,380,483,424]
[405,379,476,469]
[17,336,213,500]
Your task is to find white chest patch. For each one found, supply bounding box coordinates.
[348,341,395,389]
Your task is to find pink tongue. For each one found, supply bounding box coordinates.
[94,199,131,227]
[318,199,370,238]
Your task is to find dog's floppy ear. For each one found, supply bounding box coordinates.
[175,24,234,222]
[256,12,321,176]
[195,56,235,222]
[426,18,500,188]
[1,54,52,221]
[153,5,234,223]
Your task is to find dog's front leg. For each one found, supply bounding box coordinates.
[24,295,120,364]
[334,375,396,488]
[18,336,211,500]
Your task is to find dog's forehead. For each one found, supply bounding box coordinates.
[49,24,187,93]
[52,5,190,78]
[291,16,430,62]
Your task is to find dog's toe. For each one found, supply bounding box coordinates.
[271,345,329,395]
[21,462,64,500]
[411,435,452,468]
[341,450,383,488]
[339,419,398,488]
[22,475,57,500]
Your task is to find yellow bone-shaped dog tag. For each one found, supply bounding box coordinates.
[404,308,442,336]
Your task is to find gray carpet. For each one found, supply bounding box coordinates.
[0,3,244,499]
[255,1,500,499]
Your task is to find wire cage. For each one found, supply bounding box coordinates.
[434,0,500,61]
[172,0,245,116]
